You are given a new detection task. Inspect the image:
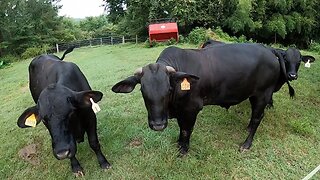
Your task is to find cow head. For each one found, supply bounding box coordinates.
[112,63,199,131]
[17,84,102,160]
[280,48,315,81]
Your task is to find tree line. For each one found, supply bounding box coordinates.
[1,0,319,60]
[0,0,116,58]
[105,0,320,48]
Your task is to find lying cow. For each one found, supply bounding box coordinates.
[112,43,315,155]
[17,47,110,176]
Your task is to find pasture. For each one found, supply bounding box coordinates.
[0,44,319,179]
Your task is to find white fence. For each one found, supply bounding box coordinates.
[54,35,140,53]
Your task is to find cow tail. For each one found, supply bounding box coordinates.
[60,46,75,60]
[272,49,295,98]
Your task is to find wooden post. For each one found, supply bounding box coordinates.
[90,39,92,47]
[111,37,113,45]
[56,43,59,53]
[100,38,103,46]
[122,36,125,44]
[136,35,138,44]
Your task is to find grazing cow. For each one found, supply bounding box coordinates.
[17,47,110,176]
[112,43,315,155]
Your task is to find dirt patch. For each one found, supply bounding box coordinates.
[20,83,29,93]
[18,144,40,165]
[128,138,143,147]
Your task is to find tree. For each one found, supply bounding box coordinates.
[0,0,64,56]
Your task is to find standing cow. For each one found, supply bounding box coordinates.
[112,43,315,155]
[201,40,315,107]
[17,47,110,176]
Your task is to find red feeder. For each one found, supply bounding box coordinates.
[148,22,179,43]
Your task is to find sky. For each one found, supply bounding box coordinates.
[57,0,106,19]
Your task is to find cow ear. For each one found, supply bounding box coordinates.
[112,76,140,93]
[72,90,103,108]
[302,55,315,63]
[17,106,41,128]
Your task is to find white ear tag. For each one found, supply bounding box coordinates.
[305,60,311,68]
[90,98,101,114]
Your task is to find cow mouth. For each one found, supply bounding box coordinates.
[54,149,72,160]
[148,119,168,131]
[288,74,298,81]
[150,124,167,131]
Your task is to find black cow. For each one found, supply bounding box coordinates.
[112,43,315,155]
[202,41,315,107]
[266,47,315,107]
[17,47,110,176]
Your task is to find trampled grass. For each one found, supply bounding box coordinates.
[0,44,319,179]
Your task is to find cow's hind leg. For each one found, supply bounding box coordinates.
[85,110,111,170]
[241,95,268,152]
[70,156,84,177]
[177,111,198,155]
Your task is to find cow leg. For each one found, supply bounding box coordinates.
[85,112,111,170]
[70,156,84,177]
[177,112,198,155]
[266,96,274,109]
[242,96,267,152]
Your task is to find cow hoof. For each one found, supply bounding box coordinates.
[74,170,85,177]
[178,148,188,157]
[239,144,251,153]
[101,162,111,170]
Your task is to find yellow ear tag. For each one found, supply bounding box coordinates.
[181,78,190,91]
[25,114,37,127]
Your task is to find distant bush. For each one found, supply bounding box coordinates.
[21,44,50,59]
[187,27,210,44]
[178,35,186,43]
[309,42,320,53]
[0,55,18,69]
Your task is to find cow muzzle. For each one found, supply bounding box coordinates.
[288,73,298,81]
[149,119,168,131]
[54,149,71,160]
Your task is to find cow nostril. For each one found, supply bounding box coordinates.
[56,150,70,159]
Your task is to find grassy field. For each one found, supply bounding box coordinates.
[0,44,319,179]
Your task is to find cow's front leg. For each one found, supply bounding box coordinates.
[86,113,111,170]
[177,112,198,155]
[70,156,84,177]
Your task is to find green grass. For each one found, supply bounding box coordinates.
[0,44,319,179]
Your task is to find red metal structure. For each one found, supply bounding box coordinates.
[148,19,179,43]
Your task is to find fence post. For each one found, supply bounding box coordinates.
[111,37,113,45]
[122,36,125,44]
[100,38,103,46]
[56,43,59,53]
[90,39,92,47]
[136,35,138,44]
